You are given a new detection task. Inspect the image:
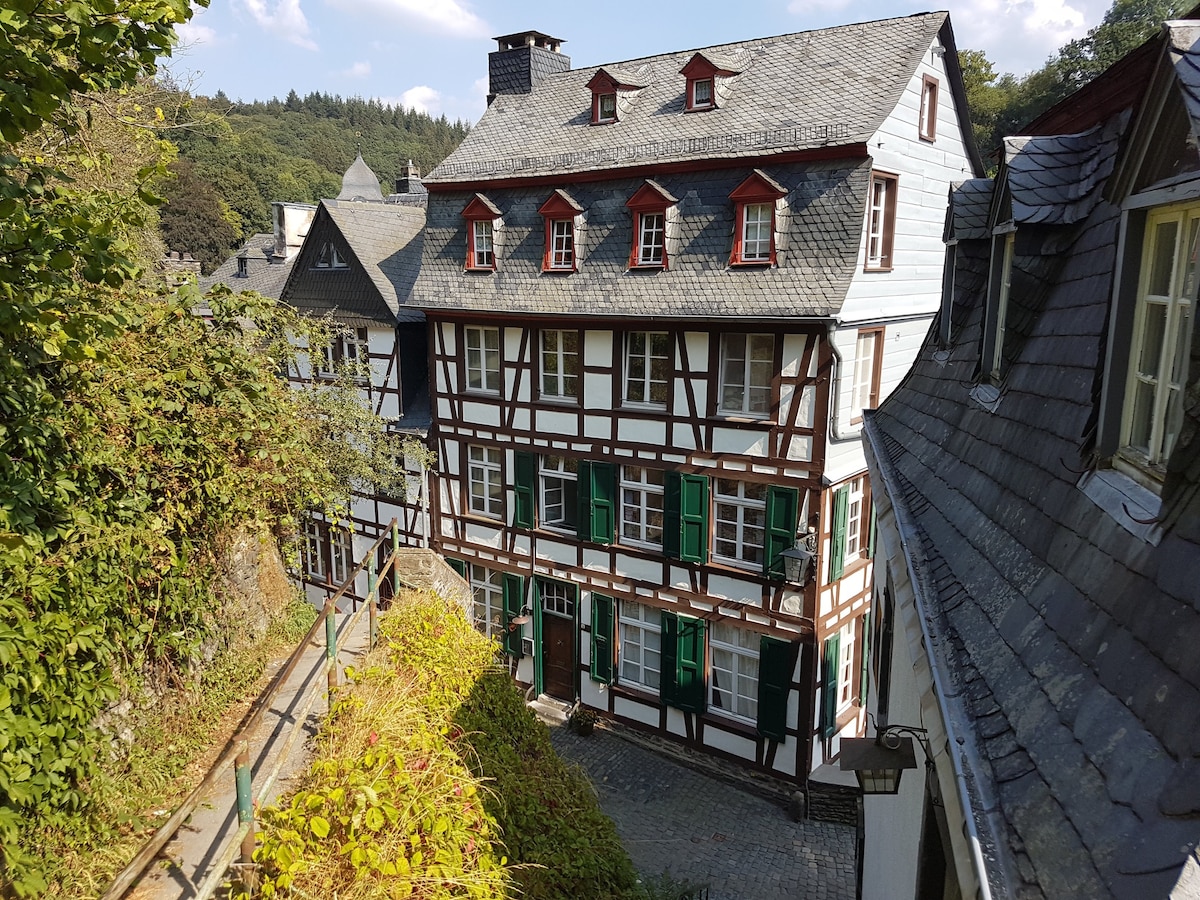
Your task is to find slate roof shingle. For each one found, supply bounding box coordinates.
[429,14,951,183]
[200,232,297,299]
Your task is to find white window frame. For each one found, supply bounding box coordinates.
[719,333,774,416]
[919,75,939,142]
[741,202,773,262]
[624,331,671,406]
[329,527,353,586]
[837,622,856,711]
[709,620,759,723]
[619,600,661,691]
[845,476,865,557]
[866,174,896,270]
[597,92,617,123]
[636,212,666,266]
[691,77,713,109]
[469,563,504,638]
[302,518,326,580]
[465,326,500,393]
[620,465,665,547]
[1119,201,1198,476]
[539,455,578,531]
[990,232,1016,376]
[314,242,347,269]
[852,328,883,417]
[540,329,579,399]
[539,579,575,618]
[549,218,574,270]
[713,479,767,568]
[471,220,495,269]
[468,445,503,519]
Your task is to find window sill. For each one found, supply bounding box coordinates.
[712,413,775,427]
[611,682,659,703]
[629,263,666,271]
[464,388,501,397]
[618,536,665,553]
[862,264,894,273]
[463,511,505,525]
[465,266,496,273]
[919,133,936,144]
[536,395,580,407]
[702,709,759,737]
[729,259,773,268]
[1078,467,1162,545]
[709,555,767,577]
[621,401,669,412]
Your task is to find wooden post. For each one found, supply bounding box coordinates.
[367,551,378,651]
[325,598,337,695]
[234,738,256,886]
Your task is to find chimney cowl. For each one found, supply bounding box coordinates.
[488,30,570,105]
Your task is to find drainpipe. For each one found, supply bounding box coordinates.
[826,321,860,445]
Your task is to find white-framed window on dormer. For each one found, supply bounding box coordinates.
[637,213,665,266]
[1119,201,1198,478]
[626,181,677,270]
[597,92,616,123]
[729,170,786,266]
[462,194,501,271]
[984,229,1016,379]
[691,78,713,109]
[865,173,897,271]
[314,242,347,269]
[539,189,583,272]
[919,75,939,142]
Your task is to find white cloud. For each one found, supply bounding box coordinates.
[951,0,1105,75]
[400,85,441,114]
[237,0,318,50]
[176,19,216,46]
[341,60,372,78]
[325,0,488,38]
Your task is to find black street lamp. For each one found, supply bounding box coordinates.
[839,725,931,795]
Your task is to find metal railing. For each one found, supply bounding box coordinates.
[102,519,422,899]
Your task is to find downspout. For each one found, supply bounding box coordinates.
[826,321,859,445]
[865,415,1005,900]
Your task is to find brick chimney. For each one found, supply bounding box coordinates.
[488,30,569,105]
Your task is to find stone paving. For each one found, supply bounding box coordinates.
[549,725,857,900]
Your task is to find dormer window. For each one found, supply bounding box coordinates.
[539,189,584,272]
[596,92,616,123]
[236,256,249,277]
[587,68,644,125]
[729,170,787,266]
[680,52,739,112]
[462,193,502,271]
[314,242,347,269]
[626,181,677,270]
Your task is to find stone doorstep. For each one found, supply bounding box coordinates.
[529,696,859,825]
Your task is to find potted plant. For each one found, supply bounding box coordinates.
[567,705,598,736]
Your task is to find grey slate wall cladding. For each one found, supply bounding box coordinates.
[412,161,869,318]
[488,45,572,98]
[870,112,1200,895]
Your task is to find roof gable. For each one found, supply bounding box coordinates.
[462,193,502,218]
[730,169,787,202]
[626,179,678,210]
[679,52,740,79]
[537,188,583,217]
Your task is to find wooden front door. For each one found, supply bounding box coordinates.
[538,579,576,700]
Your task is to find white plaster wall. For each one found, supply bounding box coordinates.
[841,37,975,326]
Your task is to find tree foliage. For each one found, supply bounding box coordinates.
[157,157,238,272]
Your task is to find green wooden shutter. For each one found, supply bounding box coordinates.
[502,573,525,657]
[660,611,679,705]
[590,594,614,684]
[829,485,849,582]
[513,451,535,529]
[757,636,795,741]
[859,615,870,708]
[662,613,706,714]
[446,558,467,578]
[820,633,840,739]
[763,486,800,580]
[664,472,709,563]
[577,461,617,544]
[532,594,544,695]
[867,502,878,559]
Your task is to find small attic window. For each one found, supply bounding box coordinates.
[587,68,643,125]
[626,180,678,269]
[729,170,787,266]
[462,193,502,271]
[236,256,249,277]
[596,92,616,123]
[314,242,347,269]
[691,78,713,109]
[680,52,738,112]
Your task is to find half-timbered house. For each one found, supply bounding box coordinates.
[411,16,983,783]
[278,156,432,608]
[860,19,1200,898]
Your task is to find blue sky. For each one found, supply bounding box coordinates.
[173,0,1119,125]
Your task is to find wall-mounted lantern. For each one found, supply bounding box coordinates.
[839,725,932,795]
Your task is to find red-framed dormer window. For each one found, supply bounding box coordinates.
[626,181,677,269]
[729,170,786,266]
[538,189,583,272]
[680,52,737,112]
[587,68,642,124]
[462,193,501,271]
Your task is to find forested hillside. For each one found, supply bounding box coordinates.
[161,91,469,271]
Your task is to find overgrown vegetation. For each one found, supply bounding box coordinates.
[253,594,641,900]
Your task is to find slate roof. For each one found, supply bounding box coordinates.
[337,153,384,203]
[281,201,425,324]
[429,13,959,183]
[944,179,993,242]
[865,41,1200,900]
[1168,22,1200,129]
[1002,118,1123,226]
[409,161,869,318]
[200,232,296,299]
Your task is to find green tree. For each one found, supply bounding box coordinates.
[157,157,238,272]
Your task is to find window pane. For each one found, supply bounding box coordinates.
[1148,220,1179,297]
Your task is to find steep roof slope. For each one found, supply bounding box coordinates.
[282,201,425,325]
[428,13,954,183]
[865,63,1200,900]
[200,233,296,299]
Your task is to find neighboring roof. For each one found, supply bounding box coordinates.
[865,40,1200,899]
[1168,21,1200,126]
[429,13,959,183]
[409,160,870,319]
[200,232,296,299]
[337,153,384,203]
[281,201,425,324]
[944,179,993,241]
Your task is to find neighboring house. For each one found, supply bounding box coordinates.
[200,201,316,300]
[276,156,432,609]
[411,16,983,783]
[861,20,1200,900]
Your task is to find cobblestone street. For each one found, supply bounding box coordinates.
[549,725,857,900]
